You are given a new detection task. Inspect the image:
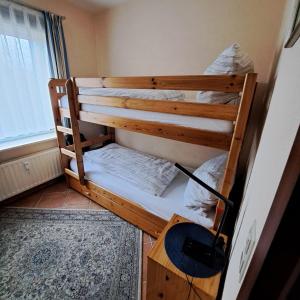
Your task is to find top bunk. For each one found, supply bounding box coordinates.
[49,74,257,151]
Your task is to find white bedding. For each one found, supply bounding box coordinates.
[83,143,178,196]
[78,87,185,100]
[70,148,214,228]
[60,95,233,133]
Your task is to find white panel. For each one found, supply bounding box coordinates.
[0,148,63,201]
[222,35,300,300]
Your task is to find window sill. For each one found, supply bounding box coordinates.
[0,133,58,163]
[0,132,56,151]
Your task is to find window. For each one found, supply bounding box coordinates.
[0,1,54,145]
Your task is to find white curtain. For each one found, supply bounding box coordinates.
[0,0,54,143]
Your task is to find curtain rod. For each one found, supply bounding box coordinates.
[9,0,66,20]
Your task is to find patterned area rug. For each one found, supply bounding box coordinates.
[0,208,141,300]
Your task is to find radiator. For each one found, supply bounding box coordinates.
[0,148,63,201]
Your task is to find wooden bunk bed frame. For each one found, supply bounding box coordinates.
[49,74,257,238]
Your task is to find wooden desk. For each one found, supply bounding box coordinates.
[146,214,226,300]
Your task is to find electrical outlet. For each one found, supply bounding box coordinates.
[239,220,256,282]
[23,161,30,173]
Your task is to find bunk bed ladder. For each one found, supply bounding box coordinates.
[48,79,85,185]
[63,80,85,185]
[49,79,69,183]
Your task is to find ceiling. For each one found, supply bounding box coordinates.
[67,0,128,13]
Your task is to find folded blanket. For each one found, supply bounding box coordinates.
[78,87,185,100]
[82,143,179,196]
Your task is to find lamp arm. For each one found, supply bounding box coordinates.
[175,163,233,250]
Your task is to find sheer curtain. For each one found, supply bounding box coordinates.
[0,0,54,143]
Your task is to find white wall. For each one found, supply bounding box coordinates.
[95,0,285,82]
[24,0,98,77]
[222,4,300,298]
[94,0,287,168]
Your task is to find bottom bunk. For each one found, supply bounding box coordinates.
[66,143,219,237]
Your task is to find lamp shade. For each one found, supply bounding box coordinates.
[164,222,226,278]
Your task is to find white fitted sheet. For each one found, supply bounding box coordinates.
[60,95,233,133]
[70,155,214,228]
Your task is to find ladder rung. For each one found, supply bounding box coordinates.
[64,168,79,180]
[59,108,70,118]
[64,135,111,151]
[60,148,76,159]
[57,126,73,135]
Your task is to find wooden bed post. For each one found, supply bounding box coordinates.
[106,127,115,142]
[214,73,257,230]
[65,79,85,185]
[71,77,80,118]
[48,79,70,184]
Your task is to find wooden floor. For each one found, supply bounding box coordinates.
[6,179,155,300]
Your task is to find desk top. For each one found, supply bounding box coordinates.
[148,214,227,300]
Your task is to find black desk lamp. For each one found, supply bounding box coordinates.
[164,163,234,278]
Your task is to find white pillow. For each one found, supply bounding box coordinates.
[197,43,254,104]
[183,154,228,216]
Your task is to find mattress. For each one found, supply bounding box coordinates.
[60,95,233,133]
[70,156,214,228]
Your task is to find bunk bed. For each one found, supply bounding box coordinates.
[48,74,257,238]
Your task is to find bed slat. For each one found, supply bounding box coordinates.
[154,75,244,92]
[75,75,245,92]
[78,95,238,121]
[74,77,103,88]
[79,110,232,150]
